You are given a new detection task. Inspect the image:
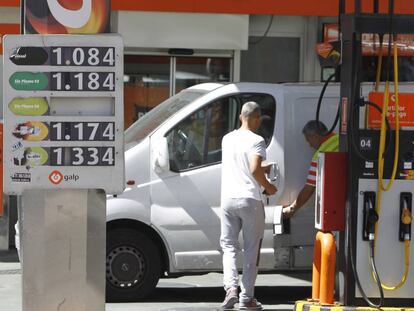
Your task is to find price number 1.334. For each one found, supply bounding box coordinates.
[50,147,115,166]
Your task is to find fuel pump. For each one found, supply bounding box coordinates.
[338,0,414,307]
[294,1,414,310]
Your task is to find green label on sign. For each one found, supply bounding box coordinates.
[9,72,48,90]
[9,97,49,116]
[23,147,49,167]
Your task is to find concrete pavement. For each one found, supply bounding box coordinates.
[0,249,311,311]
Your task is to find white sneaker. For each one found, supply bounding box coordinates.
[239,298,263,310]
[220,288,238,310]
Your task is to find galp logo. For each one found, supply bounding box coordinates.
[24,0,110,34]
[49,170,64,185]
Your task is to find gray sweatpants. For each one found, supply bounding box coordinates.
[220,198,265,303]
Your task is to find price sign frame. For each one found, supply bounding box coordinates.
[3,34,125,195]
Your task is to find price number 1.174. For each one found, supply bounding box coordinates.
[50,122,115,141]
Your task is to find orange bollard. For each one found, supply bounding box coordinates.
[0,123,3,217]
[312,232,322,301]
[311,231,336,305]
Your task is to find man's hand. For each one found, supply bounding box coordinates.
[282,204,297,219]
[264,184,277,196]
[251,156,277,196]
[261,162,273,175]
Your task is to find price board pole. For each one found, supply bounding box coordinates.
[3,34,124,311]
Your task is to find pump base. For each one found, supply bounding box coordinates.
[295,300,414,311]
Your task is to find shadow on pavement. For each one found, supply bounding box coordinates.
[0,249,19,263]
[143,285,311,304]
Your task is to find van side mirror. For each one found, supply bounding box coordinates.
[152,137,170,173]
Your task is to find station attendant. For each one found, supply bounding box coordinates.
[283,120,339,218]
[220,101,277,310]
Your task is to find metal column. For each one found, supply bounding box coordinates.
[20,189,106,311]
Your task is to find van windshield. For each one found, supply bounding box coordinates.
[125,90,207,148]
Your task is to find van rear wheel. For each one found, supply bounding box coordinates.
[106,228,161,302]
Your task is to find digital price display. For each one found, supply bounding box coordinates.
[10,46,115,67]
[51,47,115,67]
[3,35,125,194]
[11,121,115,141]
[51,72,115,91]
[9,71,115,91]
[50,122,115,141]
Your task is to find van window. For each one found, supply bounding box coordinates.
[124,90,207,149]
[166,93,276,172]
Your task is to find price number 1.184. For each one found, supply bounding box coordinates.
[51,72,115,91]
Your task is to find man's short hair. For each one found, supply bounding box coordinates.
[302,120,328,136]
[241,101,261,118]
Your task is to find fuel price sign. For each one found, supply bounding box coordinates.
[3,34,124,194]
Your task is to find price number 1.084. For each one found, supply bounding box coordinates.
[51,47,115,67]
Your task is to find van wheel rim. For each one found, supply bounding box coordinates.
[106,246,146,289]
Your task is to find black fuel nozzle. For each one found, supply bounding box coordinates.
[399,193,412,241]
[359,97,366,107]
[363,192,378,241]
[366,209,379,241]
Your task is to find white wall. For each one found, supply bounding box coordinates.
[114,11,249,51]
[248,15,321,82]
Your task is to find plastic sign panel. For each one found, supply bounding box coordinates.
[23,0,110,34]
[3,34,124,195]
[367,91,414,129]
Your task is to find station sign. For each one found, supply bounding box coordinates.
[3,34,124,195]
[23,0,111,34]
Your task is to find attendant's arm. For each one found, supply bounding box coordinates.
[283,184,315,218]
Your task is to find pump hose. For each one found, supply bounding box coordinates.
[316,70,340,135]
[348,196,384,308]
[373,35,410,291]
[377,39,400,191]
[374,35,384,92]
[365,34,384,128]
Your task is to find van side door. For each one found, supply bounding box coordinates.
[149,92,277,272]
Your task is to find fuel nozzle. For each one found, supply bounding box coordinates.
[363,192,378,241]
[401,208,412,226]
[400,193,412,241]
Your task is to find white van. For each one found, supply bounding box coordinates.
[105,82,344,301]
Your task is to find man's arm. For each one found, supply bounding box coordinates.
[250,155,277,195]
[283,184,315,218]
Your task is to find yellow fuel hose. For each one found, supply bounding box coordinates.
[366,36,384,128]
[373,37,410,291]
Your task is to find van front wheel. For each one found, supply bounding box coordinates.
[106,228,161,302]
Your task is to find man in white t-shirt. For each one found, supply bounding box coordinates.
[220,101,277,310]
